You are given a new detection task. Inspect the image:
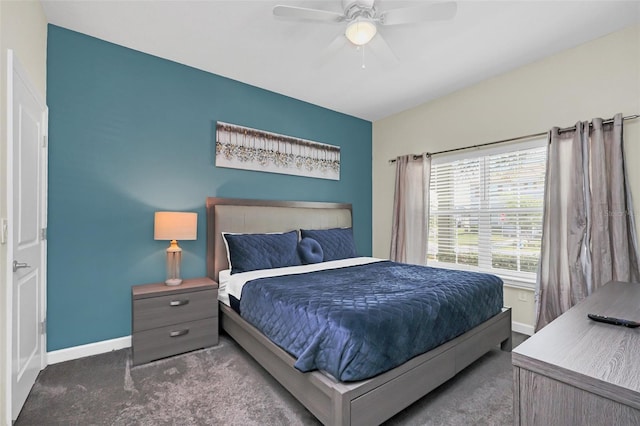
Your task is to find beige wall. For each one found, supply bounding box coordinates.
[373,25,640,332]
[0,1,47,422]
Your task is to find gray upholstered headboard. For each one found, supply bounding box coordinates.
[206,197,352,281]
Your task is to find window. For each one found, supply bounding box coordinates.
[427,138,547,284]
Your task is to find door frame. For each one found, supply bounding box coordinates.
[5,48,48,422]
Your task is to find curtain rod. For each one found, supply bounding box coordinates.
[388,113,640,163]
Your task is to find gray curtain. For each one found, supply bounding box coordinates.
[535,114,640,331]
[390,153,431,265]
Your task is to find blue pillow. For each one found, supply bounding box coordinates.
[300,228,357,262]
[297,237,324,264]
[223,230,300,274]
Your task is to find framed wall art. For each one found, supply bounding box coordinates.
[215,121,340,180]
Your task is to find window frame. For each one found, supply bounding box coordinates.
[427,137,547,289]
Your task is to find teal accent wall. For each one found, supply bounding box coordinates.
[46,25,372,351]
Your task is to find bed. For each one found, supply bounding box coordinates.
[206,197,512,426]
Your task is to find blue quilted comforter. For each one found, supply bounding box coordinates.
[239,261,503,382]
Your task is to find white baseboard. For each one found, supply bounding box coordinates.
[47,335,131,365]
[512,321,534,336]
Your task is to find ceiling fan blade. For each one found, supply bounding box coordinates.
[273,5,345,22]
[313,34,349,68]
[380,2,457,26]
[366,32,399,65]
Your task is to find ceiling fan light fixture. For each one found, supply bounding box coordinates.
[345,19,377,46]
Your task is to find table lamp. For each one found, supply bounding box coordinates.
[154,211,197,286]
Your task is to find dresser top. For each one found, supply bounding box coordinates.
[132,277,218,299]
[513,281,640,399]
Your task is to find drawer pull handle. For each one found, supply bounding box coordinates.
[169,329,189,338]
[169,299,189,307]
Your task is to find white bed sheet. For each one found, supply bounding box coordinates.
[219,269,231,287]
[218,257,384,306]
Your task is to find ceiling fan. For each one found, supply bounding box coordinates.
[273,0,457,48]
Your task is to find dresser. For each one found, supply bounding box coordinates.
[131,277,218,365]
[512,281,640,425]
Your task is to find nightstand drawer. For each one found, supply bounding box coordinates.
[133,288,217,332]
[132,317,218,365]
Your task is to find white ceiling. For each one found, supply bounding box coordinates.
[41,0,640,122]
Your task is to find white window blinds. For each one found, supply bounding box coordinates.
[427,139,547,281]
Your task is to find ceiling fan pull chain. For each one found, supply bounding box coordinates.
[361,45,366,69]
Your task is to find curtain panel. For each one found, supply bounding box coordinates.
[535,114,640,331]
[390,154,431,265]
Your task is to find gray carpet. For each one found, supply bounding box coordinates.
[16,333,527,425]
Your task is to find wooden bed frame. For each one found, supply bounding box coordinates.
[206,197,512,426]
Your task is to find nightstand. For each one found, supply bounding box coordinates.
[131,277,218,365]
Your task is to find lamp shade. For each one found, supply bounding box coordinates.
[345,19,377,46]
[154,212,197,241]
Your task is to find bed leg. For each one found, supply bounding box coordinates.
[332,389,350,426]
[501,335,512,352]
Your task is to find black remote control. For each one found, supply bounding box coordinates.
[587,313,640,328]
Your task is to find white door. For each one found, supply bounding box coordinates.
[7,49,47,421]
